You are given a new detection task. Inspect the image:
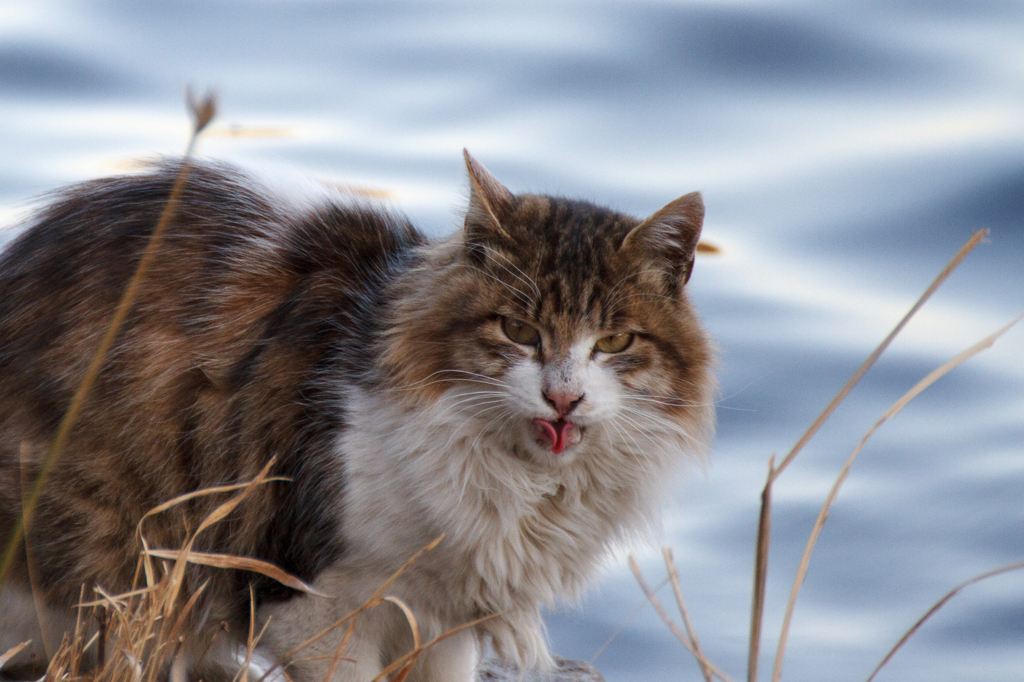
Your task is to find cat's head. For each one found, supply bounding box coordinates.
[381,151,714,466]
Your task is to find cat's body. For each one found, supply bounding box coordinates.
[0,153,713,681]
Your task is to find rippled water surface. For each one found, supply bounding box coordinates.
[2,2,1023,680]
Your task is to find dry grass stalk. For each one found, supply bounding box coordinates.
[0,90,219,588]
[746,455,773,682]
[252,535,444,682]
[628,556,735,682]
[587,576,669,665]
[768,311,1024,682]
[144,549,325,597]
[136,456,276,624]
[43,607,94,682]
[0,641,31,673]
[21,459,324,682]
[662,548,712,682]
[865,558,1024,682]
[20,440,55,660]
[383,596,422,652]
[631,230,1019,682]
[235,586,274,682]
[745,229,989,682]
[770,228,988,479]
[369,614,497,682]
[695,241,721,255]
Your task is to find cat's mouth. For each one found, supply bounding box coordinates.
[531,418,581,455]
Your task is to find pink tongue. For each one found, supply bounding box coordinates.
[532,418,575,454]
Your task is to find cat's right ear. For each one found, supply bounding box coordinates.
[463,149,514,249]
[621,192,704,288]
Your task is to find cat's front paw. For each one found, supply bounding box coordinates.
[481,613,555,672]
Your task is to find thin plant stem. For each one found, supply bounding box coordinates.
[770,312,1023,682]
[663,548,713,682]
[628,557,736,682]
[0,642,30,673]
[19,441,53,659]
[866,559,1024,682]
[771,229,988,480]
[588,576,670,665]
[746,231,987,682]
[747,455,774,682]
[0,90,217,588]
[368,614,497,682]
[254,536,443,682]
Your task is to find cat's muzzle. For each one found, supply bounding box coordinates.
[531,417,581,454]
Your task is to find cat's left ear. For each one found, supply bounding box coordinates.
[621,192,704,287]
[463,149,514,245]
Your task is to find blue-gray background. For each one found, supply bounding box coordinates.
[1,2,1022,680]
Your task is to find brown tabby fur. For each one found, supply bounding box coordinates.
[0,152,713,679]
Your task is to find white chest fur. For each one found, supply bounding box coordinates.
[259,374,706,678]
[260,381,704,678]
[340,385,689,629]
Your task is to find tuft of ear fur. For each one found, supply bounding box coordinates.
[463,149,514,250]
[621,192,704,287]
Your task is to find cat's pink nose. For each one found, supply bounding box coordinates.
[543,390,583,416]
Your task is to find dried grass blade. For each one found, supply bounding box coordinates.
[258,536,444,682]
[372,652,415,682]
[186,88,217,140]
[192,457,277,540]
[866,559,1024,682]
[588,577,669,665]
[236,585,257,682]
[748,456,774,682]
[78,586,157,608]
[167,579,209,645]
[320,611,368,682]
[0,642,30,672]
[369,535,443,602]
[144,548,326,596]
[628,557,736,682]
[663,548,713,682]
[19,441,53,659]
[770,311,1023,682]
[0,92,218,587]
[259,607,361,682]
[159,457,278,610]
[137,475,289,535]
[369,613,498,682]
[93,585,130,615]
[384,596,422,651]
[390,661,418,682]
[772,229,987,478]
[139,534,157,590]
[319,618,358,682]
[162,540,194,612]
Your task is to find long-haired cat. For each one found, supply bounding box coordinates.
[0,151,713,681]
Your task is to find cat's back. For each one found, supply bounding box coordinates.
[0,159,423,368]
[0,158,425,607]
[0,160,424,442]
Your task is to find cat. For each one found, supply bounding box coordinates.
[0,151,714,682]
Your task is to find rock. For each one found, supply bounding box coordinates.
[476,656,605,682]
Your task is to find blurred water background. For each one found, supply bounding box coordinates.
[1,1,1022,680]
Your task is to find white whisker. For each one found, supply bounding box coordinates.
[461,253,537,309]
[480,245,541,300]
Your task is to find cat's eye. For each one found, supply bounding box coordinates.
[502,318,540,346]
[595,333,633,354]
